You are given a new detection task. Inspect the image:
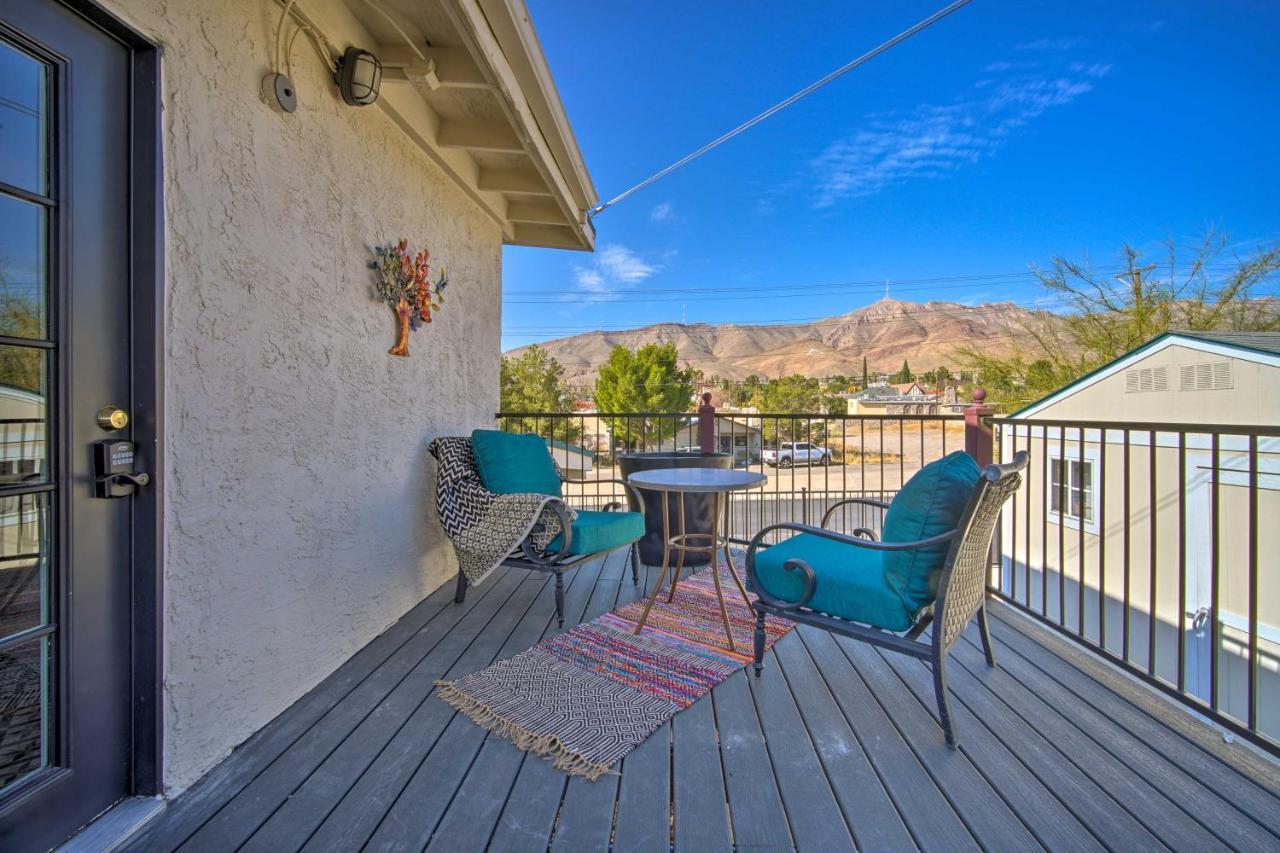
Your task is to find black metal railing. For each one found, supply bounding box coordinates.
[494,410,965,547]
[991,417,1279,755]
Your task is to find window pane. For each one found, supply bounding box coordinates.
[1050,459,1063,513]
[0,346,47,487]
[0,195,47,338]
[0,41,47,195]
[0,493,49,640]
[0,637,47,791]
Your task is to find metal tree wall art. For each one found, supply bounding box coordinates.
[369,240,449,357]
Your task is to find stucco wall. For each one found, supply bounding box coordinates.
[100,0,503,794]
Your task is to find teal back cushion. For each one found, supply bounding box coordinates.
[470,429,562,497]
[882,451,981,613]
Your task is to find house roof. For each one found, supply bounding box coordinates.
[1167,330,1280,357]
[323,0,595,250]
[1009,330,1280,418]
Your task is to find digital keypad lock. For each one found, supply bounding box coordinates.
[93,440,150,498]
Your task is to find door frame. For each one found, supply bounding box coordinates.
[0,0,163,812]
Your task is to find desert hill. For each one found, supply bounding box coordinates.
[505,298,1045,385]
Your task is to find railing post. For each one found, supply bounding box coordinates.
[964,388,994,468]
[698,393,715,455]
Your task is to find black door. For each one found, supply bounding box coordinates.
[0,1,147,849]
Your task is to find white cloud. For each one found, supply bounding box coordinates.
[809,57,1110,208]
[1015,37,1084,51]
[569,243,658,302]
[649,201,676,223]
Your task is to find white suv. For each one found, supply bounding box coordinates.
[762,441,833,468]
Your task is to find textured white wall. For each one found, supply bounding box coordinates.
[99,0,502,794]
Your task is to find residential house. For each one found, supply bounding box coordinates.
[998,331,1280,740]
[0,0,593,847]
[846,380,940,415]
[660,415,763,464]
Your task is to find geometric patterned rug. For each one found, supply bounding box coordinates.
[434,562,793,780]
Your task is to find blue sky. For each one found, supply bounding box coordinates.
[501,1,1280,351]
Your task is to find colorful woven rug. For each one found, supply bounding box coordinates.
[434,562,793,780]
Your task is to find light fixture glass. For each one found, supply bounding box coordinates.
[336,47,381,106]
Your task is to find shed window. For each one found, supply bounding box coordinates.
[1047,448,1100,534]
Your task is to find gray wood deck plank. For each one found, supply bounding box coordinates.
[547,562,639,852]
[770,631,916,852]
[713,669,794,851]
[956,625,1278,851]
[873,642,1107,851]
[343,557,606,853]
[612,721,672,853]
[671,693,732,853]
[178,568,529,851]
[121,576,469,853]
[945,631,1225,850]
[833,636,1040,851]
[747,645,854,851]
[240,569,550,853]
[990,604,1280,799]
[986,610,1280,837]
[905,628,1162,849]
[798,627,979,852]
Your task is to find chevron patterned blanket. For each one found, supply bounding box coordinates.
[434,563,793,780]
[428,437,573,588]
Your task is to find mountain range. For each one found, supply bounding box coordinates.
[505,298,1047,385]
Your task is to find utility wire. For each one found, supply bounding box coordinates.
[587,0,974,218]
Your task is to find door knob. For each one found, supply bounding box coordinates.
[97,405,130,431]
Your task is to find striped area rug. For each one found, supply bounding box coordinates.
[434,562,793,780]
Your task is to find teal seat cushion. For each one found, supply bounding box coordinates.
[548,510,644,556]
[750,533,912,631]
[471,429,561,497]
[882,451,981,614]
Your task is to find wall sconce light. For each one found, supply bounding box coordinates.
[335,47,382,106]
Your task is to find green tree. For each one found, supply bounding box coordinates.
[594,343,697,449]
[957,232,1280,409]
[752,375,843,443]
[0,264,43,394]
[729,373,762,407]
[499,345,579,440]
[861,356,869,388]
[892,359,912,384]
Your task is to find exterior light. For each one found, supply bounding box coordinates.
[335,47,381,106]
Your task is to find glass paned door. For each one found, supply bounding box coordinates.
[0,34,51,796]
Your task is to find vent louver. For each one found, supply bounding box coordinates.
[1179,361,1233,391]
[1124,365,1169,393]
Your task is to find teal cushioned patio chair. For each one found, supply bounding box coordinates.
[461,429,645,627]
[746,450,1028,747]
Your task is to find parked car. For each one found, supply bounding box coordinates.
[762,441,833,468]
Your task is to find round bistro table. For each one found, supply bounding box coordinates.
[626,467,767,651]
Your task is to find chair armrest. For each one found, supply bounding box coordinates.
[820,497,890,530]
[745,522,956,611]
[520,498,576,566]
[589,479,646,518]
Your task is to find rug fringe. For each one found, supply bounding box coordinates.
[434,680,616,781]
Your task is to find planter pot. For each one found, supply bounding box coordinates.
[618,451,734,566]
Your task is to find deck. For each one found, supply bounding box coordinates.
[126,553,1280,852]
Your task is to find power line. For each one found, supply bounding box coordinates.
[587,0,974,217]
[502,263,1254,304]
